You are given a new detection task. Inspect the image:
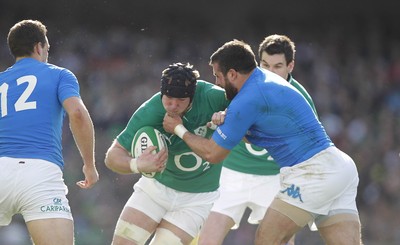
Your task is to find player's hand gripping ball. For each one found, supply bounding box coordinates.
[131,126,168,178]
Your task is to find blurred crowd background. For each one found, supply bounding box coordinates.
[1,0,400,244]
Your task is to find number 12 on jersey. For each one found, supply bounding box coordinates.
[0,75,37,117]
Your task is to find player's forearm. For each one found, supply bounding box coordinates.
[182,132,212,161]
[69,109,95,168]
[181,132,226,164]
[104,142,133,174]
[164,113,229,163]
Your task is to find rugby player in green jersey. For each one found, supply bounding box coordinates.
[195,35,318,245]
[105,63,230,245]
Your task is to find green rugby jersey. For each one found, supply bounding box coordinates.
[223,74,317,175]
[117,80,230,193]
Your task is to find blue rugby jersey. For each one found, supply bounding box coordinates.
[212,67,333,168]
[0,58,80,169]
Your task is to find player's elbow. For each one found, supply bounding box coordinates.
[68,107,88,124]
[104,156,122,174]
[202,143,229,164]
[204,151,226,164]
[104,150,116,171]
[104,155,112,170]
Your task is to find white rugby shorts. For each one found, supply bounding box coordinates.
[277,146,359,218]
[0,157,72,226]
[211,167,280,229]
[125,177,219,237]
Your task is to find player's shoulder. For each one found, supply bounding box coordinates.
[289,75,312,95]
[135,92,165,117]
[29,61,76,84]
[288,75,304,88]
[253,68,285,89]
[144,92,163,106]
[196,80,218,88]
[195,80,227,103]
[196,80,225,93]
[45,62,72,73]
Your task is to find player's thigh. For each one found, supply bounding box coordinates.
[255,199,306,245]
[154,219,193,245]
[118,182,166,233]
[155,194,216,244]
[26,218,73,245]
[112,184,163,244]
[213,167,275,227]
[119,206,159,232]
[0,157,20,226]
[198,211,235,245]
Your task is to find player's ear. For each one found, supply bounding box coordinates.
[33,42,41,55]
[287,60,295,73]
[227,68,237,80]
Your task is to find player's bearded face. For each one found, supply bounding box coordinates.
[224,75,238,100]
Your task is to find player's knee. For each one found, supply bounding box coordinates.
[113,219,151,245]
[318,213,360,228]
[149,228,184,245]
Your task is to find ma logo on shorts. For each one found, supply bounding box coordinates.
[281,184,304,203]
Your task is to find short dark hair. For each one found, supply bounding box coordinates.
[210,39,257,75]
[7,19,48,58]
[258,34,295,64]
[160,62,199,102]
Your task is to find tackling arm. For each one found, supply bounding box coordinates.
[182,132,230,163]
[163,113,230,163]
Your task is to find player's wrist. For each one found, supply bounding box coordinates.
[174,124,188,139]
[129,158,139,173]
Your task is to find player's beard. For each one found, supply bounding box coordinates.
[224,76,238,100]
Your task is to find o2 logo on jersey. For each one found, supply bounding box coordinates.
[174,152,211,172]
[0,75,37,117]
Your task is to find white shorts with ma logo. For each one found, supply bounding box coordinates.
[277,146,359,217]
[0,157,72,226]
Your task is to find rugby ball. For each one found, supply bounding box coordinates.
[131,126,168,178]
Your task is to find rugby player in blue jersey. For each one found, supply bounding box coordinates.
[164,40,362,245]
[196,34,317,245]
[0,20,98,245]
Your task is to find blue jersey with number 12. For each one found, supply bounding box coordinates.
[0,58,80,169]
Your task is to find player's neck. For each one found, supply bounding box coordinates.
[237,69,255,91]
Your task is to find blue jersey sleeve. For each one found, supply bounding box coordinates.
[58,68,80,103]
